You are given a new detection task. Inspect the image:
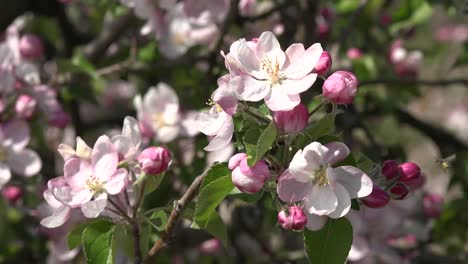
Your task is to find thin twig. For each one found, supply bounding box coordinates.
[108,198,131,221]
[144,170,210,262]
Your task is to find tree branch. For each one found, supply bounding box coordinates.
[360,78,468,87]
[144,170,209,263]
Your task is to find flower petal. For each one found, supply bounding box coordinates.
[236,39,260,74]
[264,86,300,111]
[305,185,337,216]
[288,150,314,182]
[40,205,71,228]
[277,170,312,203]
[230,75,270,102]
[91,136,118,182]
[67,188,93,207]
[75,137,92,159]
[121,116,141,150]
[81,193,107,218]
[57,144,75,161]
[305,213,327,231]
[2,119,29,151]
[284,43,305,67]
[204,116,234,151]
[324,141,350,165]
[7,149,42,177]
[282,73,317,95]
[105,168,128,195]
[64,158,92,190]
[328,183,351,218]
[196,110,226,136]
[284,43,323,79]
[212,85,238,115]
[157,125,180,143]
[329,166,373,199]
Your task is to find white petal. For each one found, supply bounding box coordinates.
[81,193,107,218]
[284,43,323,79]
[305,213,327,231]
[230,75,270,102]
[196,110,226,136]
[281,73,317,95]
[348,235,370,261]
[236,39,260,73]
[323,142,350,165]
[328,183,351,219]
[156,125,180,143]
[329,166,373,199]
[264,86,300,111]
[40,205,71,228]
[0,163,11,186]
[305,185,337,216]
[7,149,42,177]
[288,150,314,182]
[204,116,234,151]
[57,144,76,161]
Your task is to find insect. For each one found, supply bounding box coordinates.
[435,154,456,170]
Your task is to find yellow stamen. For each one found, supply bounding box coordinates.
[313,166,329,187]
[85,176,104,193]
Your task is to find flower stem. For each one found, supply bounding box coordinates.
[241,105,271,125]
[308,101,326,117]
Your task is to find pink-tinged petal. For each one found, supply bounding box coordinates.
[204,116,234,151]
[329,166,373,199]
[232,167,264,194]
[57,144,75,161]
[121,116,141,149]
[255,32,285,68]
[277,170,312,203]
[64,158,92,189]
[156,83,179,106]
[324,141,350,165]
[230,75,270,102]
[43,189,62,209]
[111,135,134,160]
[53,186,73,205]
[81,193,107,218]
[91,136,118,182]
[212,85,238,115]
[282,73,317,95]
[284,43,305,67]
[303,141,329,160]
[236,39,260,73]
[196,109,227,136]
[2,119,29,151]
[7,149,41,177]
[40,205,71,228]
[157,125,180,143]
[228,153,247,170]
[288,150,314,182]
[264,87,300,111]
[328,183,351,218]
[305,185,338,216]
[105,168,128,195]
[305,213,327,231]
[0,163,11,186]
[67,188,93,207]
[47,176,67,188]
[284,43,323,79]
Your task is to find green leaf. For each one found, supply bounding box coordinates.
[82,220,116,264]
[68,220,98,249]
[304,218,353,264]
[296,114,336,150]
[133,173,165,195]
[244,121,277,166]
[195,211,229,247]
[201,163,230,190]
[150,210,168,231]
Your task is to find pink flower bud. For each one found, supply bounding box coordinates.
[320,7,333,19]
[382,160,399,180]
[322,71,358,105]
[347,48,363,60]
[2,186,22,203]
[278,206,307,231]
[314,51,332,76]
[361,185,390,208]
[229,153,270,194]
[423,193,444,218]
[317,22,330,40]
[199,238,222,255]
[15,94,37,120]
[273,103,309,134]
[398,162,421,187]
[48,109,71,128]
[138,147,171,175]
[19,34,44,60]
[389,183,409,200]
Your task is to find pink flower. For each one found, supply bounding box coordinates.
[277,141,372,230]
[63,136,128,218]
[273,103,309,134]
[199,238,222,255]
[347,48,363,60]
[361,185,390,208]
[15,94,37,119]
[228,153,270,194]
[196,76,237,151]
[314,51,332,76]
[19,34,44,60]
[2,185,22,203]
[0,119,42,187]
[138,146,171,175]
[322,71,358,105]
[226,31,323,111]
[278,205,308,231]
[382,160,399,180]
[423,193,443,218]
[398,162,421,188]
[134,83,180,143]
[111,116,142,161]
[40,176,72,228]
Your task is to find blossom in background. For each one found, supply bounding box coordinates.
[58,136,92,161]
[225,31,323,111]
[277,141,372,230]
[389,40,423,78]
[197,75,237,151]
[0,119,42,188]
[134,83,181,143]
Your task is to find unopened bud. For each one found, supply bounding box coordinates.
[199,238,222,255]
[398,162,421,187]
[361,185,390,208]
[322,71,358,105]
[138,146,171,175]
[19,34,44,60]
[229,153,270,194]
[15,94,37,120]
[314,51,332,76]
[2,186,22,203]
[382,160,399,180]
[273,103,309,134]
[278,206,307,231]
[389,183,409,200]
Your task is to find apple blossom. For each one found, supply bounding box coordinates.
[40,176,72,228]
[19,34,44,60]
[273,103,309,134]
[199,238,222,255]
[138,146,171,175]
[322,71,358,105]
[314,51,332,76]
[134,83,181,143]
[111,116,142,161]
[15,94,37,119]
[2,185,22,203]
[228,153,270,194]
[277,141,372,230]
[278,205,307,231]
[361,185,390,208]
[0,119,42,187]
[226,31,323,111]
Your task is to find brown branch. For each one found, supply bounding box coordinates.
[360,78,468,87]
[144,170,209,263]
[238,1,289,23]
